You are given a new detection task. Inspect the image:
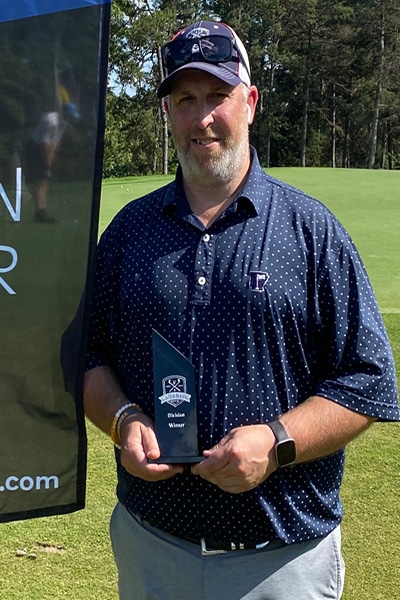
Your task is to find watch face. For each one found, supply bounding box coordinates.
[276,439,296,467]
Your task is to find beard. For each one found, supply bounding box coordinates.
[173,118,250,186]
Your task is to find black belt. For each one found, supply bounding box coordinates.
[183,536,285,556]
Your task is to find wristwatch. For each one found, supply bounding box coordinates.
[267,419,296,468]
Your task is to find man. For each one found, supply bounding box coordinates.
[84,21,399,600]
[24,100,79,223]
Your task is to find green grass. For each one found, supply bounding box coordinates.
[266,167,400,314]
[1,168,399,599]
[0,421,118,600]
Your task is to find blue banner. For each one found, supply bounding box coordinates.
[0,0,111,23]
[0,1,110,521]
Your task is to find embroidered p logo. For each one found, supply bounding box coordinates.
[249,271,270,292]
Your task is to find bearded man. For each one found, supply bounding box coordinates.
[83,21,399,600]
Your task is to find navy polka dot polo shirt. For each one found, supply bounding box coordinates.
[86,149,399,545]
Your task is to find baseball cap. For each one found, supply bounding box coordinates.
[157,21,251,98]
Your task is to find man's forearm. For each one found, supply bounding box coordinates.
[83,365,130,436]
[280,395,376,464]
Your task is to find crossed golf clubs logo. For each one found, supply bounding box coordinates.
[167,378,182,393]
[160,376,191,408]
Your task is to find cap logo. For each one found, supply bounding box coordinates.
[186,27,210,38]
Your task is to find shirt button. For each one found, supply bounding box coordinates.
[198,276,206,286]
[203,234,210,242]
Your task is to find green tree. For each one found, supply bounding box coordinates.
[104,0,400,173]
[107,0,210,175]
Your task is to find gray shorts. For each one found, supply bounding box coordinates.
[110,502,345,600]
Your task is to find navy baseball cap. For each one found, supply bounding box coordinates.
[157,21,251,98]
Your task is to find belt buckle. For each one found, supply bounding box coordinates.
[200,537,227,556]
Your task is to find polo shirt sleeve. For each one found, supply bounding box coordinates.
[85,221,121,372]
[311,215,399,421]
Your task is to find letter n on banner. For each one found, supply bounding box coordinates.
[0,0,111,522]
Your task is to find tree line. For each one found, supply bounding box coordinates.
[104,0,400,177]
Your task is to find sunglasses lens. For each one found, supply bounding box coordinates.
[164,39,193,70]
[163,35,234,73]
[200,36,232,61]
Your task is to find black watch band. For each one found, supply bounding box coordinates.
[267,419,297,468]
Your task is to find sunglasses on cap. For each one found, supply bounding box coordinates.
[161,35,250,77]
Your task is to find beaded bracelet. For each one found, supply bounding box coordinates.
[110,402,143,448]
[115,405,143,446]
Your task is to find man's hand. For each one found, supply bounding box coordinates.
[191,424,277,493]
[83,367,183,482]
[119,413,184,481]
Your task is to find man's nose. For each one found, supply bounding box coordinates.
[194,102,215,129]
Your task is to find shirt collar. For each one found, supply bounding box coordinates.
[162,167,192,219]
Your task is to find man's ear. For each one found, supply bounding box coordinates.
[246,85,259,125]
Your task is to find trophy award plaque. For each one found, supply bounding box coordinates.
[151,329,203,464]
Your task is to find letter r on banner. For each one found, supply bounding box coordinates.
[0,245,17,295]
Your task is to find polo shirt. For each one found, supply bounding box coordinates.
[86,149,399,545]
